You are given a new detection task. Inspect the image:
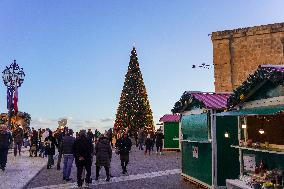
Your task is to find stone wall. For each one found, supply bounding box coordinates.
[211,23,284,92]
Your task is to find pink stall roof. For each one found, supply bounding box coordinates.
[191,92,232,110]
[159,114,180,123]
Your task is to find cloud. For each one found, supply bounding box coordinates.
[99,118,114,122]
[30,117,113,133]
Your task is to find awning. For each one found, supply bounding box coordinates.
[216,105,284,116]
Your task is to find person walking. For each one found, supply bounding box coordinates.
[94,134,112,181]
[12,126,24,156]
[30,130,39,157]
[138,128,145,150]
[155,129,164,155]
[0,125,13,171]
[117,132,132,174]
[55,128,64,170]
[61,129,76,181]
[144,134,152,155]
[72,130,94,187]
[45,130,58,169]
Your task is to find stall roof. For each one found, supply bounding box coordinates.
[172,92,232,113]
[216,104,284,116]
[159,114,180,123]
[228,65,284,108]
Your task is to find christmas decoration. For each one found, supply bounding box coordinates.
[114,47,154,134]
[227,65,284,109]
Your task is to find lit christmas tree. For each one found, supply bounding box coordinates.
[114,47,154,135]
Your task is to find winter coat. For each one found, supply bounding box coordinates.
[13,128,24,143]
[72,136,94,163]
[61,136,76,154]
[145,138,152,149]
[95,137,112,167]
[117,136,132,155]
[138,130,145,143]
[31,134,39,146]
[45,135,57,155]
[0,130,12,149]
[155,132,164,147]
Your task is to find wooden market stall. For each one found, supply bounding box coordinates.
[172,91,240,189]
[217,65,284,189]
[159,114,181,151]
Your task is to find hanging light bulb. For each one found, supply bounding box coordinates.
[259,129,265,135]
[224,132,229,138]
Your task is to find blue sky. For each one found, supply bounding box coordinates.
[0,1,284,132]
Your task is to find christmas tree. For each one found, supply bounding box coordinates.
[114,47,154,135]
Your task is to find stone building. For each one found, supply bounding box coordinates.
[211,22,284,92]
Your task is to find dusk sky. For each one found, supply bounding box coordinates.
[1,1,284,132]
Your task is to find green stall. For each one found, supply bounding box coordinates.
[172,92,240,189]
[159,114,180,150]
[216,65,284,189]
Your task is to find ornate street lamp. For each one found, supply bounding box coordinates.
[2,60,25,129]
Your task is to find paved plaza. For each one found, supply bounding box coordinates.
[25,147,196,189]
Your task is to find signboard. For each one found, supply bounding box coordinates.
[192,146,198,158]
[243,154,256,172]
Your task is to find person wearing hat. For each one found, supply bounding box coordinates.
[0,124,12,171]
[72,130,94,187]
[61,129,76,181]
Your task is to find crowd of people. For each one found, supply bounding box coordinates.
[135,128,164,155]
[0,124,164,188]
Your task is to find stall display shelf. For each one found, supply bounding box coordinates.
[231,145,284,155]
[226,179,252,189]
[181,139,211,143]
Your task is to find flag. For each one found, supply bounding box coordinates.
[13,86,18,114]
[7,88,13,110]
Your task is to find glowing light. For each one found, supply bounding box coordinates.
[259,129,265,135]
[224,132,229,138]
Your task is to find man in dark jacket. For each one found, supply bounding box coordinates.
[55,128,64,170]
[95,134,112,181]
[45,130,58,169]
[13,126,24,156]
[117,132,132,174]
[72,130,94,187]
[87,129,94,143]
[0,125,12,171]
[61,129,76,181]
[155,129,164,155]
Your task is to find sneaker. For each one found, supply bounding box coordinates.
[65,178,72,181]
[106,177,110,182]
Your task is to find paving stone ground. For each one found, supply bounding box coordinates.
[0,147,46,189]
[25,146,197,189]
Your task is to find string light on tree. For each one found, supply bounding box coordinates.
[114,47,155,135]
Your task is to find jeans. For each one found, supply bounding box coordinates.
[14,142,22,156]
[47,155,54,166]
[63,154,74,179]
[138,141,144,150]
[0,148,9,169]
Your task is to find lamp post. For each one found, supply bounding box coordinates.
[2,60,25,129]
